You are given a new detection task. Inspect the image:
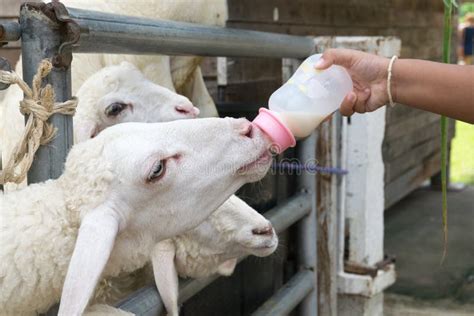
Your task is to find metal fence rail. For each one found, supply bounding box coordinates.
[67,8,316,58]
[1,2,319,315]
[0,6,315,58]
[252,269,314,316]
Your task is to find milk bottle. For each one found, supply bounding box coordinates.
[253,54,352,153]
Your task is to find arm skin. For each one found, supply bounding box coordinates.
[316,49,474,124]
[393,59,474,123]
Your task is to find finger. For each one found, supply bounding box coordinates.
[353,88,371,114]
[314,54,333,70]
[339,92,357,116]
[315,48,357,70]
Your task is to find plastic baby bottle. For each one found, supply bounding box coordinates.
[253,54,353,153]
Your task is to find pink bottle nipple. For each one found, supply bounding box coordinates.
[252,108,296,153]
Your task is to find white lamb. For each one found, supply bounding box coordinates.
[74,64,278,315]
[96,195,278,316]
[153,195,277,316]
[0,117,273,316]
[73,61,199,142]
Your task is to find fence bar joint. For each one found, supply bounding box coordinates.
[20,1,73,184]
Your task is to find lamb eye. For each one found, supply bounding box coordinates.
[147,160,166,182]
[105,102,128,117]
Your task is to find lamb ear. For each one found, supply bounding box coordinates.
[58,205,121,316]
[151,240,179,316]
[74,119,98,142]
[217,258,238,276]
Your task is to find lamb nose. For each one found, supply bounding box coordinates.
[175,104,199,117]
[252,224,273,236]
[175,105,190,114]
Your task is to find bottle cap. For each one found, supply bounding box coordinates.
[253,108,296,153]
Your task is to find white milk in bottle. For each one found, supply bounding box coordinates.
[268,54,353,138]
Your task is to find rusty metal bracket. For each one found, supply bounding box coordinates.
[374,254,396,271]
[21,0,80,68]
[344,255,396,278]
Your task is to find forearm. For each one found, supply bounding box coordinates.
[393,59,474,123]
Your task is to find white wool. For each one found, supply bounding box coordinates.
[0,82,24,190]
[0,118,272,315]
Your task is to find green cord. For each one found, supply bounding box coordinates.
[440,0,456,262]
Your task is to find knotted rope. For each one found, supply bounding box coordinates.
[0,60,78,184]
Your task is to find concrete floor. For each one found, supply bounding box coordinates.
[385,293,474,316]
[384,185,474,313]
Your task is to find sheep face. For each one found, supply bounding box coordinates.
[228,209,277,258]
[63,117,272,237]
[193,196,278,258]
[74,62,199,142]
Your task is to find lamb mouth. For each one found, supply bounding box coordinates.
[255,244,276,249]
[243,242,277,251]
[238,150,271,173]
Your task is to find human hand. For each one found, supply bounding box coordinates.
[315,49,390,116]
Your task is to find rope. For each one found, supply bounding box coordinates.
[0,59,78,185]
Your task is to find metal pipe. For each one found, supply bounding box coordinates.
[66,8,316,58]
[20,4,73,183]
[0,21,21,42]
[178,274,221,305]
[115,286,164,316]
[297,132,318,315]
[117,193,312,314]
[264,192,312,233]
[251,269,314,316]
